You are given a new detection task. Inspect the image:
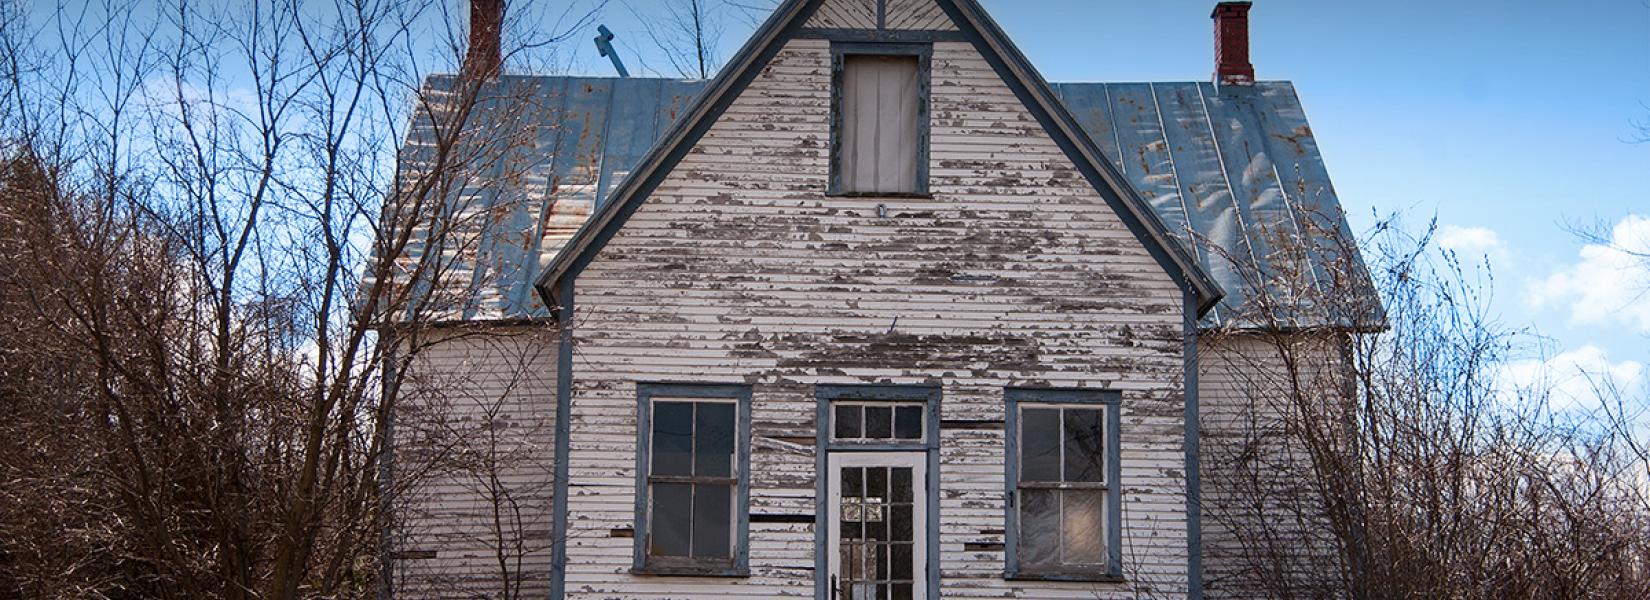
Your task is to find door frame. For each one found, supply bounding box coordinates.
[826,451,929,600]
[814,384,941,600]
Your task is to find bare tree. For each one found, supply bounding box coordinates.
[0,0,592,597]
[626,0,776,78]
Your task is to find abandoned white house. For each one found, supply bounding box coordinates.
[382,0,1379,598]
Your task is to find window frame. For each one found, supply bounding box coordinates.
[1003,387,1124,582]
[827,41,933,198]
[633,382,753,577]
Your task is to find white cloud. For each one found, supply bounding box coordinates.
[1529,215,1650,334]
[1497,345,1645,411]
[1437,225,1505,256]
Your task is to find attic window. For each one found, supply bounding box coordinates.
[830,44,931,196]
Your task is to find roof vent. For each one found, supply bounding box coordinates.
[463,0,504,79]
[1212,1,1255,87]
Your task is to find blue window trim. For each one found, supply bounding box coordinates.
[633,382,754,577]
[1003,387,1124,582]
[827,41,934,197]
[814,384,941,600]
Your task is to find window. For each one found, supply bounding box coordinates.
[634,383,752,575]
[832,401,926,443]
[1005,388,1122,581]
[830,44,931,196]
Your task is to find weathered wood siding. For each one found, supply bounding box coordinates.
[389,327,559,599]
[805,0,957,31]
[562,14,1192,598]
[1197,333,1346,598]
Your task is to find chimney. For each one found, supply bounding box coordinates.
[1212,2,1255,87]
[463,0,504,79]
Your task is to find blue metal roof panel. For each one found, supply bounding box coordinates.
[389,75,1374,328]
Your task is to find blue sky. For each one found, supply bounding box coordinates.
[32,0,1643,400]
[567,0,1650,400]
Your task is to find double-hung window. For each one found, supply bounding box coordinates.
[634,383,752,576]
[830,43,931,196]
[1005,388,1122,580]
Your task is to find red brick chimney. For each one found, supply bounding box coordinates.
[463,0,504,79]
[1212,2,1255,87]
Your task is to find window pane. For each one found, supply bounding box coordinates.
[835,404,864,439]
[652,402,694,476]
[1062,489,1105,565]
[650,483,692,557]
[840,55,920,194]
[692,484,733,558]
[1019,488,1059,567]
[695,402,735,477]
[894,405,923,440]
[843,466,864,498]
[865,406,892,439]
[1063,408,1105,483]
[1020,408,1061,482]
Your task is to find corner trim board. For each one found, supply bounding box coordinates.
[549,278,574,599]
[1184,290,1205,598]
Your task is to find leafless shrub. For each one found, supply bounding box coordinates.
[1199,210,1650,599]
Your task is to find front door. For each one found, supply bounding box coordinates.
[826,452,927,600]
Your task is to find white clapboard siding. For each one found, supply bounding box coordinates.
[389,327,559,599]
[805,0,958,31]
[1197,333,1346,598]
[885,0,957,31]
[562,29,1192,599]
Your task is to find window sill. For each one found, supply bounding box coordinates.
[825,191,934,200]
[1004,571,1126,584]
[630,565,750,578]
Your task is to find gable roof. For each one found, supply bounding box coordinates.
[389,3,1381,330]
[529,0,1225,317]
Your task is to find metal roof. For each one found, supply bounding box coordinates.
[393,75,1375,329]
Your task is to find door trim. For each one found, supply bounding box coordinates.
[826,452,929,600]
[815,385,941,600]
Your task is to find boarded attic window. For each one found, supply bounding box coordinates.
[832,48,930,195]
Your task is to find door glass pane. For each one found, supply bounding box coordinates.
[650,483,693,557]
[891,468,912,503]
[866,467,887,503]
[1019,488,1059,567]
[841,462,919,599]
[891,505,912,540]
[891,544,912,579]
[865,406,892,439]
[1062,489,1104,565]
[843,466,863,497]
[652,402,694,476]
[894,406,923,440]
[1063,408,1105,482]
[695,402,735,477]
[692,484,733,558]
[1020,408,1061,482]
[836,404,864,439]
